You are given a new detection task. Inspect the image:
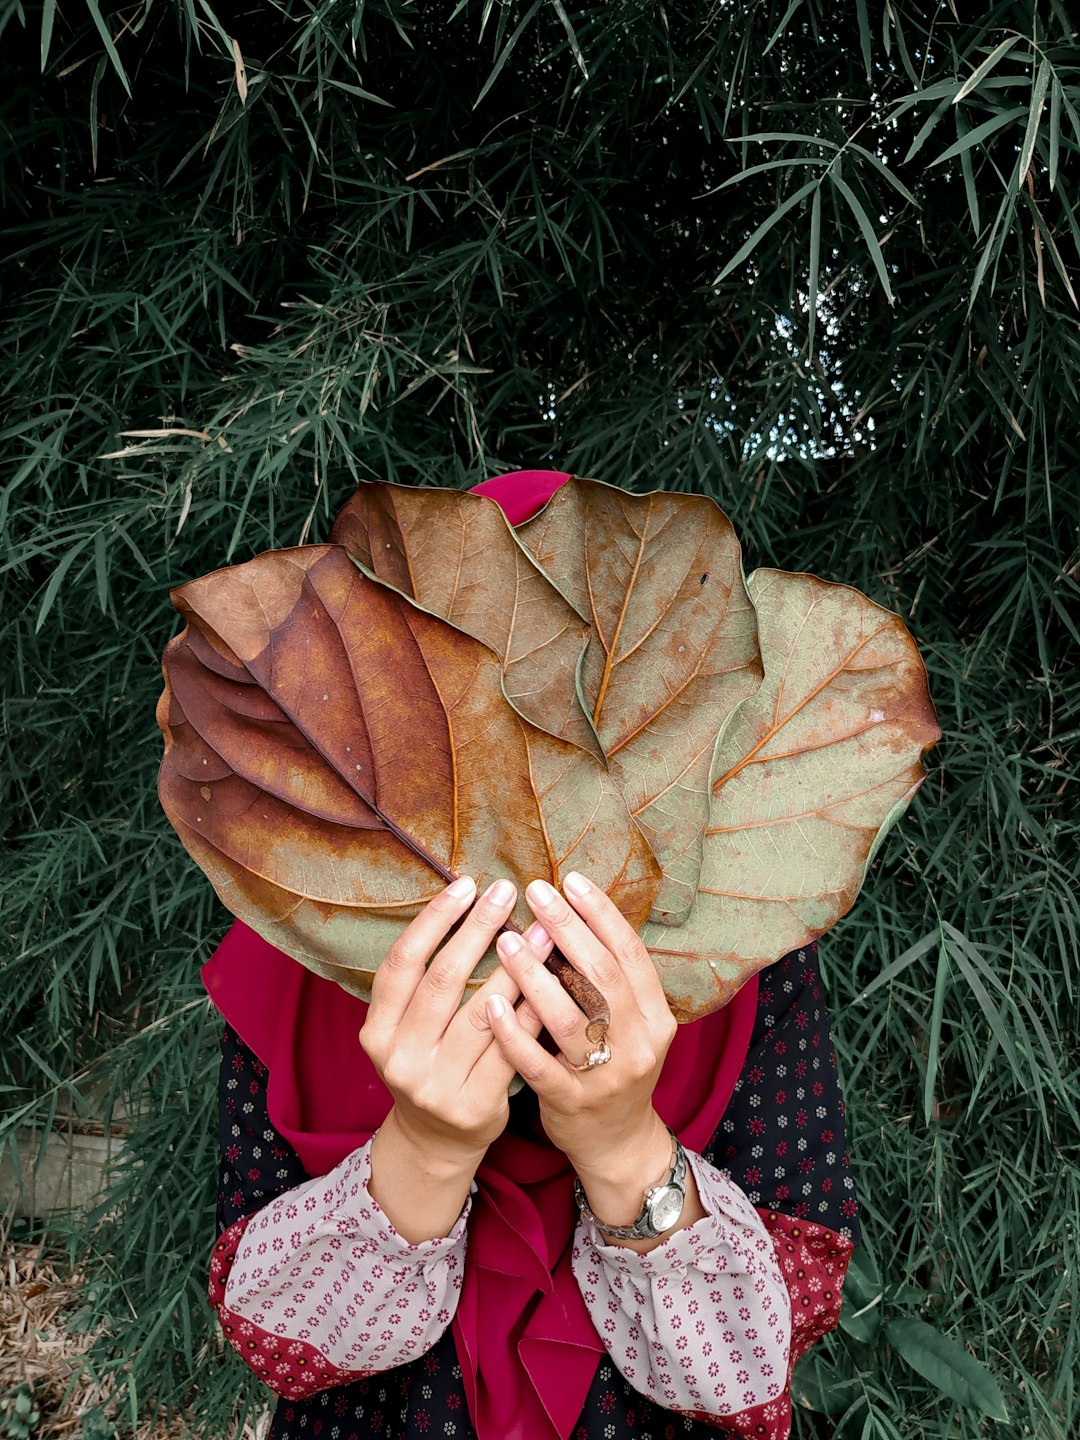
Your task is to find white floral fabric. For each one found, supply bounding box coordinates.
[220,1137,789,1420]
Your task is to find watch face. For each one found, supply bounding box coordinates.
[650,1185,684,1233]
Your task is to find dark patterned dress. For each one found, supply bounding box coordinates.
[210,946,859,1439]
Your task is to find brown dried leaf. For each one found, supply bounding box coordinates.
[515,478,763,925]
[331,484,602,759]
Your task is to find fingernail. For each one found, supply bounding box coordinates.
[487,994,507,1021]
[563,872,590,899]
[447,875,475,899]
[526,879,558,908]
[485,878,516,906]
[497,932,523,956]
[525,921,551,948]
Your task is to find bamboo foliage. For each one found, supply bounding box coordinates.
[1,2,1078,1437]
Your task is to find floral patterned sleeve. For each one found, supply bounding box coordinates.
[568,944,857,1438]
[209,1026,470,1399]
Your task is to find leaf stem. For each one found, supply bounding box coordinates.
[500,916,610,1045]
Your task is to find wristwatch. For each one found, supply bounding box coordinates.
[573,1127,687,1241]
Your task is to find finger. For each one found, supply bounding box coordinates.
[400,878,518,1038]
[484,992,580,1101]
[495,930,595,1058]
[466,994,544,1090]
[445,921,554,1061]
[523,878,634,1024]
[560,871,673,1030]
[367,875,478,1032]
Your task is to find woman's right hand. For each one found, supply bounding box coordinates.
[359,875,549,1241]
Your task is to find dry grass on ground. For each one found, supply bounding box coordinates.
[0,1236,268,1440]
[0,1235,107,1436]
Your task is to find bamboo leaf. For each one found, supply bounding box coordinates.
[473,0,543,108]
[763,0,804,58]
[891,76,963,122]
[35,539,92,632]
[922,935,950,1126]
[40,0,56,71]
[1017,57,1051,189]
[93,530,109,614]
[958,118,981,234]
[904,96,953,163]
[839,1246,882,1342]
[549,0,588,79]
[847,142,918,205]
[953,35,1024,104]
[829,171,895,304]
[89,55,107,175]
[930,106,1027,166]
[941,923,1024,1087]
[714,178,819,284]
[230,37,248,105]
[82,0,132,96]
[737,131,840,150]
[807,183,821,357]
[855,0,872,81]
[1024,196,1078,307]
[886,1317,1009,1421]
[711,156,827,192]
[856,931,940,1001]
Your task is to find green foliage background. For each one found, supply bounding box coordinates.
[1,1,1078,1436]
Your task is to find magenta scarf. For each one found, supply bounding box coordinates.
[201,469,760,1440]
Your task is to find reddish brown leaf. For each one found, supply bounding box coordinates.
[157,544,660,1001]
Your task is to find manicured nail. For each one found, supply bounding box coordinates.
[485,878,516,906]
[563,872,591,899]
[525,921,551,948]
[447,875,475,898]
[526,879,558,908]
[497,932,523,956]
[487,994,508,1021]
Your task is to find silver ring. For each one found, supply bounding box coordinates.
[569,1039,611,1072]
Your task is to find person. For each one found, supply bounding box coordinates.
[201,472,860,1440]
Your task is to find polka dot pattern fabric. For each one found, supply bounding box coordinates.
[213,944,858,1439]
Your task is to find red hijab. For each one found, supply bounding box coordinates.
[202,469,760,1440]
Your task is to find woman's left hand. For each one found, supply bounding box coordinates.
[487,871,680,1221]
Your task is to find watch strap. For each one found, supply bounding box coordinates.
[574,1128,687,1241]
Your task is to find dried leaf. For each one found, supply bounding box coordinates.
[330,483,602,759]
[157,544,661,999]
[515,478,763,925]
[642,570,941,1019]
[230,37,248,105]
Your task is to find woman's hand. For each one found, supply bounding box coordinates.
[359,875,549,1241]
[487,872,702,1248]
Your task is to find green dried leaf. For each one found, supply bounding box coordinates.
[641,570,940,1018]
